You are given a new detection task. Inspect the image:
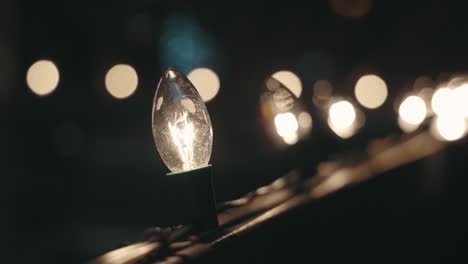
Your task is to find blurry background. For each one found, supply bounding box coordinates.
[3,0,468,263]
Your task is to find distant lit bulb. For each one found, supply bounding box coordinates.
[328,100,358,139]
[453,84,468,117]
[433,115,466,141]
[152,68,213,173]
[329,100,356,129]
[274,112,299,145]
[431,88,455,116]
[399,96,427,125]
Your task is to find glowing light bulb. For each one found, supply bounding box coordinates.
[152,68,213,173]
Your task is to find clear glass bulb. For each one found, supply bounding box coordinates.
[152,68,213,173]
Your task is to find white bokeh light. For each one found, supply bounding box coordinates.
[272,71,302,98]
[354,74,388,109]
[453,84,468,117]
[329,100,356,129]
[298,111,313,129]
[274,112,299,145]
[432,116,466,141]
[399,96,427,125]
[188,67,220,102]
[398,116,420,133]
[26,60,60,96]
[431,87,455,116]
[105,64,138,99]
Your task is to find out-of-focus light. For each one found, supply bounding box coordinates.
[432,115,466,141]
[298,111,312,129]
[418,87,434,104]
[188,67,220,102]
[413,75,434,90]
[313,80,333,106]
[313,80,333,98]
[398,116,419,133]
[272,71,302,98]
[256,186,271,195]
[329,0,372,18]
[354,74,387,109]
[274,112,299,145]
[399,96,427,125]
[328,100,357,138]
[105,64,138,99]
[453,84,468,117]
[329,100,356,129]
[431,87,455,116]
[26,60,60,96]
[159,15,215,73]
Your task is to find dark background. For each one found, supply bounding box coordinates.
[2,0,468,263]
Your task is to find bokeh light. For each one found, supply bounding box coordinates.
[272,71,302,98]
[432,115,466,141]
[188,67,220,102]
[329,100,356,129]
[105,64,138,99]
[313,80,333,106]
[274,112,299,145]
[399,96,427,125]
[26,60,60,96]
[398,116,419,133]
[354,74,387,109]
[453,84,468,117]
[413,75,434,91]
[328,100,357,138]
[329,0,372,18]
[298,111,313,129]
[159,15,215,73]
[431,87,455,116]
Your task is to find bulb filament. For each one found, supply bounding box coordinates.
[168,111,195,171]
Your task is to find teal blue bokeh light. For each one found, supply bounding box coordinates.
[160,15,215,73]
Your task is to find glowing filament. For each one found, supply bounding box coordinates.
[168,111,195,171]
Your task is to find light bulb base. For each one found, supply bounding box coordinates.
[166,164,218,231]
